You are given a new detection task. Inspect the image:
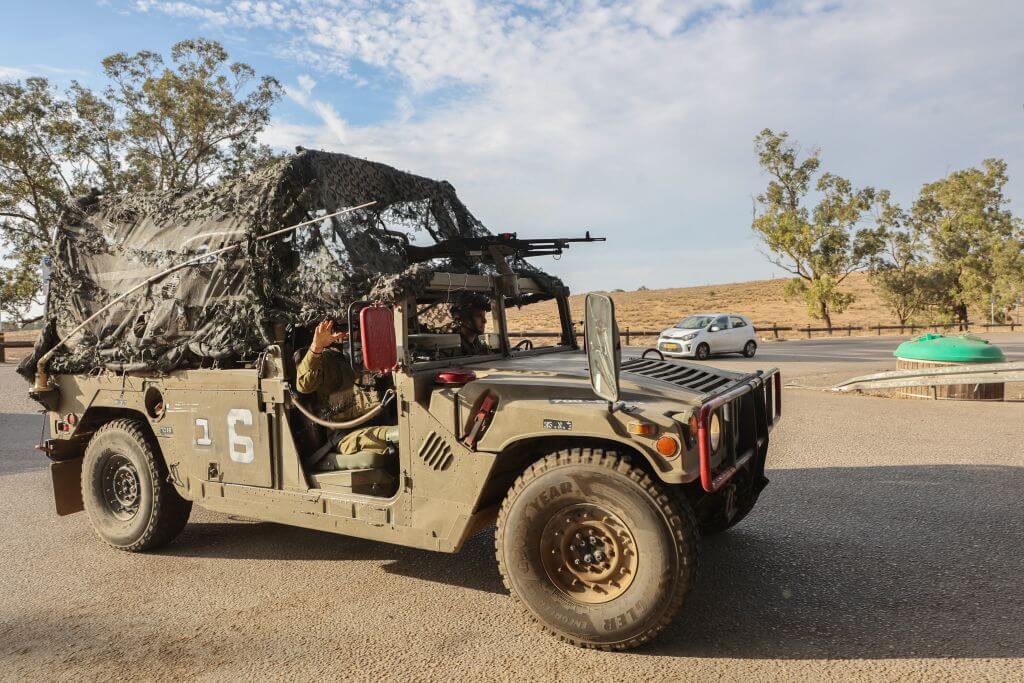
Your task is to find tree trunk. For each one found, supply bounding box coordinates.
[820,300,832,331]
[955,303,969,331]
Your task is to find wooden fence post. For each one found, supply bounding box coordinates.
[0,332,5,363]
[624,327,631,345]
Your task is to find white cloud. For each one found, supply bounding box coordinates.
[0,66,32,80]
[132,0,1024,292]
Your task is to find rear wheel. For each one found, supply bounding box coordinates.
[743,340,757,358]
[496,448,698,650]
[82,419,191,551]
[695,343,710,360]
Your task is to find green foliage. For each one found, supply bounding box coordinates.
[0,39,283,323]
[783,275,854,323]
[752,129,884,328]
[911,159,1024,324]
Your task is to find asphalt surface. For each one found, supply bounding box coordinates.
[1,335,1022,681]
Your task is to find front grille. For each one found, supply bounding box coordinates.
[621,357,733,393]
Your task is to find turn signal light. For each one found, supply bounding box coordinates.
[627,422,656,436]
[656,435,680,458]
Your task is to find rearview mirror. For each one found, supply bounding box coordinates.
[360,305,397,372]
[585,293,621,404]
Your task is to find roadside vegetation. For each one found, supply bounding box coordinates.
[752,130,1023,331]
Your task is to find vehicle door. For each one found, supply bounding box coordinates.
[729,316,751,351]
[162,370,272,488]
[708,315,731,352]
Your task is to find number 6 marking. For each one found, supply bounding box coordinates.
[226,408,254,463]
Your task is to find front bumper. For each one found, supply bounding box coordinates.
[657,338,697,357]
[697,368,782,493]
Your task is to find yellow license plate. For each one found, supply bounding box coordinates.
[661,342,681,352]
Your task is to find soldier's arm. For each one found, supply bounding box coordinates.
[296,349,326,394]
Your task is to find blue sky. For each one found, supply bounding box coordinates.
[2,0,1022,293]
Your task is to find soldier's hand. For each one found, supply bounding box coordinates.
[312,319,348,353]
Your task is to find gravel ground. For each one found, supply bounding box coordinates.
[0,337,1022,681]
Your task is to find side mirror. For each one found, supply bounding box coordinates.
[709,325,721,333]
[360,305,397,372]
[584,293,621,404]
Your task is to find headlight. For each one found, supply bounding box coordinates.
[681,332,697,341]
[708,412,722,453]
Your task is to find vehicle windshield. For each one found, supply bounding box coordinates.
[675,315,714,329]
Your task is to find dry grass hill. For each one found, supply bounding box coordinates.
[507,272,924,341]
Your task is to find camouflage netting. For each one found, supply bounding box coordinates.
[20,149,564,380]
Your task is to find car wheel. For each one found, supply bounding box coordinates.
[743,340,757,358]
[82,419,192,551]
[496,447,698,650]
[695,343,710,360]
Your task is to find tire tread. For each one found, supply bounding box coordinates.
[82,418,191,552]
[495,446,698,651]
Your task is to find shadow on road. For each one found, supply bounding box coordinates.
[157,463,1024,660]
[649,464,1024,660]
[162,517,507,595]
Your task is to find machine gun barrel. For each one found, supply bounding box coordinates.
[404,231,605,264]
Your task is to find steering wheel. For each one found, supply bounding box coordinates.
[513,339,534,351]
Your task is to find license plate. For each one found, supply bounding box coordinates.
[660,342,681,352]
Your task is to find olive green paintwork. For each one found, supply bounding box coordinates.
[37,272,767,554]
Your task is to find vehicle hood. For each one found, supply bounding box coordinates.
[463,350,749,406]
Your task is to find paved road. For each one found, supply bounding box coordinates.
[1,337,1022,681]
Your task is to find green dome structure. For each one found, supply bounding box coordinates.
[894,333,1005,364]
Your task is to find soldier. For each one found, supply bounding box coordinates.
[450,296,491,355]
[296,319,396,471]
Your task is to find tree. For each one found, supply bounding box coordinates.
[752,129,883,329]
[912,159,1024,326]
[868,194,934,325]
[0,39,283,324]
[99,38,282,191]
[0,78,85,322]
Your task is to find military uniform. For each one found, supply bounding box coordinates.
[296,348,395,471]
[460,333,490,356]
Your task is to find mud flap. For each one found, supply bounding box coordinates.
[51,457,84,516]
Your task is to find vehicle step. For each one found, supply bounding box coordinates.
[309,468,394,496]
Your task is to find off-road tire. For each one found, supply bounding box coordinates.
[743,340,757,358]
[695,343,711,360]
[496,447,698,650]
[82,419,191,551]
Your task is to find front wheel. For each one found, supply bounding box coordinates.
[743,340,757,358]
[496,448,698,650]
[695,342,710,360]
[82,419,192,551]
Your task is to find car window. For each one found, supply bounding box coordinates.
[675,315,714,329]
[713,315,729,330]
[730,316,747,328]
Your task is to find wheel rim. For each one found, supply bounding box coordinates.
[539,503,638,604]
[746,342,756,355]
[101,453,141,521]
[698,344,708,359]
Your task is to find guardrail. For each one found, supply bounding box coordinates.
[834,361,1024,393]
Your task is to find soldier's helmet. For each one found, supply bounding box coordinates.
[449,293,490,321]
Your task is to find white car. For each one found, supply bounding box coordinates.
[656,313,758,360]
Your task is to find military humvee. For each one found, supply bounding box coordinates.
[25,150,780,650]
[31,268,780,651]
